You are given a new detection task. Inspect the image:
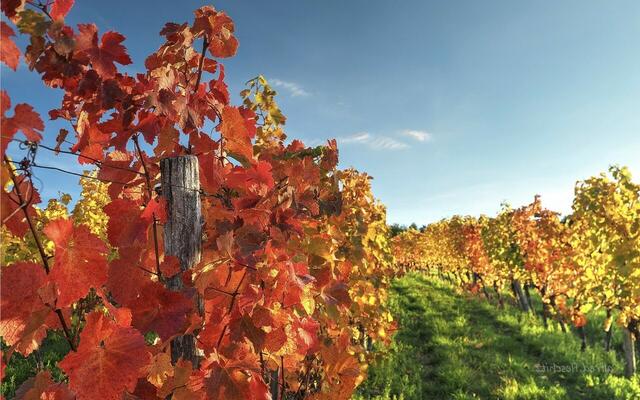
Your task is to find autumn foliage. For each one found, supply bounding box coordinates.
[392,166,640,375]
[1,1,399,399]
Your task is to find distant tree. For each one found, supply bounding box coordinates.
[389,223,408,237]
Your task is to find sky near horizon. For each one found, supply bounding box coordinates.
[3,1,639,225]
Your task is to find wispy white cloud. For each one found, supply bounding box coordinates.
[270,79,310,97]
[338,132,409,151]
[369,136,409,150]
[341,132,371,144]
[401,129,432,142]
[305,129,433,152]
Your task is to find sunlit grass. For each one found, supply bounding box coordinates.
[355,273,640,400]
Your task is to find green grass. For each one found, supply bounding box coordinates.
[3,274,638,399]
[355,273,640,400]
[1,331,70,399]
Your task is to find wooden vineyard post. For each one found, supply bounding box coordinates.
[622,327,637,377]
[270,369,279,400]
[161,155,202,366]
[604,309,613,351]
[511,280,530,313]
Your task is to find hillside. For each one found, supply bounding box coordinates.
[356,274,640,400]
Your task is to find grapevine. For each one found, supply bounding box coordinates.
[0,2,399,399]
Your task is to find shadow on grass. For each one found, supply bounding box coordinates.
[355,273,640,400]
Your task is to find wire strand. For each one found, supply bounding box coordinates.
[5,137,226,198]
[3,137,145,176]
[32,164,141,187]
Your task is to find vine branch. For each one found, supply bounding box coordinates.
[3,155,77,351]
[132,134,163,280]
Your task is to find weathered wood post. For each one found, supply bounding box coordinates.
[161,155,202,366]
[578,326,587,352]
[511,280,530,313]
[269,369,279,400]
[604,309,613,351]
[493,282,504,309]
[622,327,637,377]
[523,283,535,315]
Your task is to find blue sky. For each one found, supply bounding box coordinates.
[3,1,639,224]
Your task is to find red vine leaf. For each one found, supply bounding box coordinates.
[11,104,44,142]
[1,21,20,70]
[201,346,270,400]
[159,255,181,278]
[106,249,150,306]
[1,92,44,157]
[142,197,168,225]
[294,317,320,355]
[130,282,193,341]
[1,172,41,237]
[14,370,75,400]
[1,0,23,20]
[0,262,51,355]
[146,351,173,388]
[59,312,151,400]
[156,360,198,399]
[220,105,253,164]
[105,199,149,249]
[192,6,238,58]
[44,219,109,307]
[75,24,132,78]
[49,0,75,20]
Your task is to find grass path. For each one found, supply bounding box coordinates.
[355,273,640,400]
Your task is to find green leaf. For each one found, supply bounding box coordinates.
[17,9,50,37]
